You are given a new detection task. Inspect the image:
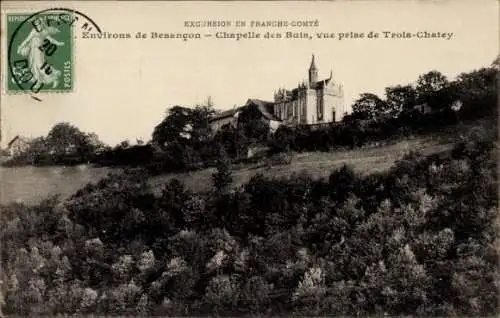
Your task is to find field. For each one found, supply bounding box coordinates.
[0,119,490,205]
[0,137,447,205]
[0,165,111,205]
[149,133,455,193]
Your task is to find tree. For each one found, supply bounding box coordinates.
[4,123,106,165]
[239,275,273,313]
[415,71,451,110]
[491,54,499,69]
[452,67,498,116]
[23,137,47,164]
[385,85,417,116]
[77,133,108,160]
[237,103,270,142]
[203,275,238,313]
[152,102,215,149]
[46,123,84,154]
[118,140,131,149]
[213,125,249,159]
[351,93,388,120]
[45,123,106,162]
[212,147,233,195]
[270,126,295,153]
[416,70,448,94]
[152,106,193,148]
[191,104,215,144]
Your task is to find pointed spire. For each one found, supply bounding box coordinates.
[329,69,333,79]
[309,54,317,70]
[308,54,319,88]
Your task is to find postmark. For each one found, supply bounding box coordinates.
[5,8,101,99]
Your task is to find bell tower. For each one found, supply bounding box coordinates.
[308,54,318,88]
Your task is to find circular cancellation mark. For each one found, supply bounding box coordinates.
[7,8,101,101]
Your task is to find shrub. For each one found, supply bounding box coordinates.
[1,134,497,316]
[265,152,293,167]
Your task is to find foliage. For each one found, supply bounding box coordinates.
[270,91,496,155]
[152,104,215,148]
[147,100,252,174]
[213,124,249,160]
[1,131,498,316]
[272,66,496,155]
[212,147,233,195]
[237,103,271,143]
[351,93,389,120]
[385,85,417,117]
[4,66,496,179]
[415,70,450,107]
[0,66,498,316]
[3,122,108,166]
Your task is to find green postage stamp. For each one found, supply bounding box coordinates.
[6,11,74,93]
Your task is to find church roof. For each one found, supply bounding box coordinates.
[314,77,332,89]
[309,54,318,70]
[277,76,332,97]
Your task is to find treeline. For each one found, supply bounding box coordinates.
[2,123,109,167]
[270,67,498,153]
[141,66,499,175]
[145,65,498,173]
[4,65,497,171]
[270,106,479,153]
[143,101,269,174]
[0,125,497,316]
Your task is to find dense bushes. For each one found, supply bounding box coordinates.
[3,123,109,167]
[269,106,495,154]
[93,145,155,167]
[1,127,498,316]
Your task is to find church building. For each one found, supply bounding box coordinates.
[272,55,346,125]
[209,54,347,134]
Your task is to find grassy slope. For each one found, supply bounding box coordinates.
[149,119,491,193]
[149,136,451,193]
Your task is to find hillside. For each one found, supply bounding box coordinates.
[0,119,492,206]
[148,118,490,193]
[3,116,496,317]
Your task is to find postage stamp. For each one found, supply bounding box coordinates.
[6,11,74,93]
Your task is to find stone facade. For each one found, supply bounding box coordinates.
[209,55,347,133]
[272,55,346,125]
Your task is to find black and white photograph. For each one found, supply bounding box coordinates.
[0,1,498,317]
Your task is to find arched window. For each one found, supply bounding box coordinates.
[317,97,324,121]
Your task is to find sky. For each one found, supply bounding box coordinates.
[1,0,498,147]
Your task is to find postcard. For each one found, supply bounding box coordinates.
[0,0,498,317]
